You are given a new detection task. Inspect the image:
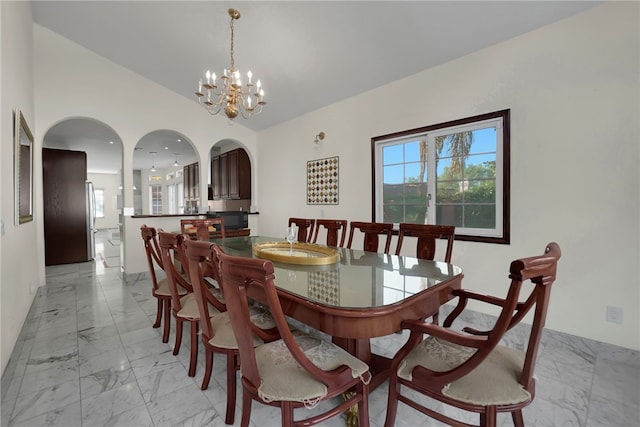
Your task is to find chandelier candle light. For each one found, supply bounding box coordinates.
[196,8,265,120]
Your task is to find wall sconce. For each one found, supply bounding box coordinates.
[313,131,325,148]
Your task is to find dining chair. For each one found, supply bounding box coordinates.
[384,242,561,427]
[214,247,372,427]
[346,221,394,254]
[140,225,187,343]
[312,219,348,247]
[180,218,226,240]
[158,231,208,377]
[395,223,456,262]
[287,217,316,243]
[184,239,278,424]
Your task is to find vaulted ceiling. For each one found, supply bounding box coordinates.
[33,1,600,173]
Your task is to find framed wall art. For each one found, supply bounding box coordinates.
[14,109,34,224]
[307,156,339,205]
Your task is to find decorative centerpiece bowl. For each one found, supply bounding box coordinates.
[252,241,340,265]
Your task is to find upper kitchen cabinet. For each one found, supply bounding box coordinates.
[183,162,199,212]
[211,148,251,200]
[184,162,199,199]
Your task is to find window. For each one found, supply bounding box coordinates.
[94,188,105,218]
[167,184,176,214]
[372,109,510,244]
[149,184,162,215]
[177,182,184,214]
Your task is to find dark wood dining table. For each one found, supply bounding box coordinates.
[211,235,464,391]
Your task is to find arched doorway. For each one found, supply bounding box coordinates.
[42,117,123,267]
[132,130,198,215]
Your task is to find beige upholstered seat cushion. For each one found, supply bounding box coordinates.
[177,293,220,320]
[205,311,257,349]
[205,306,274,349]
[155,277,171,296]
[155,276,188,297]
[207,283,225,303]
[398,337,530,406]
[255,330,370,405]
[249,305,276,330]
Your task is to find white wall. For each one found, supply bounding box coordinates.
[88,172,121,230]
[257,2,639,350]
[33,25,259,280]
[1,1,41,374]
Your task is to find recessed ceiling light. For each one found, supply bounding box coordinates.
[109,141,114,144]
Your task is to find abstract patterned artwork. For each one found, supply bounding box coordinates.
[307,156,339,205]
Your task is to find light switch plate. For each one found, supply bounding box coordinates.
[606,305,624,324]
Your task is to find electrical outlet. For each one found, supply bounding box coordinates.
[606,305,623,324]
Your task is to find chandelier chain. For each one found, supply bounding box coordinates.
[229,14,235,71]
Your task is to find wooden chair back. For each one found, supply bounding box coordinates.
[395,223,455,262]
[183,239,226,343]
[180,218,226,240]
[157,231,193,312]
[214,247,371,426]
[384,242,562,427]
[312,219,348,247]
[140,224,163,292]
[287,217,316,243]
[347,221,394,253]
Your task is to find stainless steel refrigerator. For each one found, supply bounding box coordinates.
[86,181,96,260]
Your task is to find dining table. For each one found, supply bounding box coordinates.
[211,235,464,392]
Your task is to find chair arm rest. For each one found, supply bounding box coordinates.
[453,289,507,307]
[174,272,193,293]
[443,289,507,328]
[251,325,280,343]
[204,289,227,312]
[461,326,490,336]
[402,319,488,349]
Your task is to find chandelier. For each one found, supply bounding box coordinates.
[195,8,265,120]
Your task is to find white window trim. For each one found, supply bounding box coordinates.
[372,110,510,244]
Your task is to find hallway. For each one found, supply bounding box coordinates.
[93,228,121,270]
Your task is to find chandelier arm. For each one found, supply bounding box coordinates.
[207,103,223,116]
[238,108,251,120]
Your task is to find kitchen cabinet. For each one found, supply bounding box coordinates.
[210,148,251,200]
[211,156,221,199]
[183,162,199,211]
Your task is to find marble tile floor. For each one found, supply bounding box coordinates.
[1,231,639,426]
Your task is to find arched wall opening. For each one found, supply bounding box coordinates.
[41,117,124,266]
[207,138,253,213]
[132,130,198,215]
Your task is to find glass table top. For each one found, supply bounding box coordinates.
[211,236,463,310]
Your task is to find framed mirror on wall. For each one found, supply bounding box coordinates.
[14,109,33,224]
